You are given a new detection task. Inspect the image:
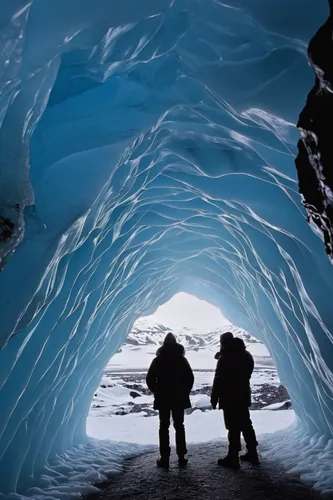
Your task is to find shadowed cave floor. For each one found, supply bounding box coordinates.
[86,443,323,500]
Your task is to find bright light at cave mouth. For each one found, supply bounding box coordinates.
[105,292,271,372]
[142,292,231,332]
[87,293,289,447]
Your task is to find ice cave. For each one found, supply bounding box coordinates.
[0,0,333,497]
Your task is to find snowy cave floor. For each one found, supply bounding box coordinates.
[83,368,333,498]
[85,443,319,500]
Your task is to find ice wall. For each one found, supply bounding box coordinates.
[0,0,332,494]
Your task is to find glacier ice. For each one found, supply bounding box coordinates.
[0,0,332,495]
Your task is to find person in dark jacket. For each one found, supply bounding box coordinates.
[211,332,258,469]
[146,332,194,468]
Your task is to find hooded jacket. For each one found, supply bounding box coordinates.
[146,342,194,410]
[211,337,254,409]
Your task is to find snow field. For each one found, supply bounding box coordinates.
[90,368,282,418]
[107,342,272,371]
[87,409,296,445]
[2,413,332,499]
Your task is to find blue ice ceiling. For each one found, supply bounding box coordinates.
[0,0,332,493]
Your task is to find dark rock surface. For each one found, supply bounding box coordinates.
[0,206,24,269]
[296,2,333,260]
[85,443,321,500]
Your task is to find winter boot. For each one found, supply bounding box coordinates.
[217,452,240,470]
[157,456,170,468]
[178,455,188,468]
[240,449,260,465]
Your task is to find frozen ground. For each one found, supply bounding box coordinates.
[0,440,152,500]
[107,343,273,371]
[87,367,293,446]
[85,407,333,498]
[85,440,320,500]
[87,408,296,444]
[83,325,333,498]
[7,412,332,500]
[4,364,330,499]
[89,368,289,419]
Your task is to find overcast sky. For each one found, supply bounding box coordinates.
[142,292,231,332]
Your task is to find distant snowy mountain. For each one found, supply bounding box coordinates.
[107,319,272,371]
[126,318,260,351]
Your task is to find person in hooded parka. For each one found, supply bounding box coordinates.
[146,332,194,468]
[211,332,259,469]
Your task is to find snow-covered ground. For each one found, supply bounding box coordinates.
[9,320,333,499]
[107,342,272,371]
[261,425,333,495]
[30,317,324,500]
[15,412,333,500]
[87,408,296,445]
[89,368,286,419]
[87,364,293,448]
[9,440,153,500]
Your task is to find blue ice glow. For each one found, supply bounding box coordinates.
[0,0,332,494]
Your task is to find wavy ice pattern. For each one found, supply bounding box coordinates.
[0,0,332,494]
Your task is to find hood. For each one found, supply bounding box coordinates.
[214,338,246,359]
[157,342,185,357]
[163,332,177,344]
[233,337,246,351]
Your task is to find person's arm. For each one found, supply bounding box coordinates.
[246,351,254,377]
[184,358,194,392]
[146,358,158,393]
[211,358,223,409]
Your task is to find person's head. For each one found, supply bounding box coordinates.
[233,337,246,351]
[163,332,177,345]
[220,331,234,349]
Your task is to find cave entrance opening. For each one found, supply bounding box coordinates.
[86,292,294,445]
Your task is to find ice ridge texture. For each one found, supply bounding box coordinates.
[0,0,332,494]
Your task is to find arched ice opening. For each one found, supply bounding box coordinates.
[87,292,292,445]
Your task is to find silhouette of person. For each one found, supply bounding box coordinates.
[211,332,258,469]
[146,332,194,468]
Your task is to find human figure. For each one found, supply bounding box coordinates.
[211,332,258,469]
[146,332,194,468]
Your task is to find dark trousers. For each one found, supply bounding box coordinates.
[223,405,258,454]
[159,408,187,458]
